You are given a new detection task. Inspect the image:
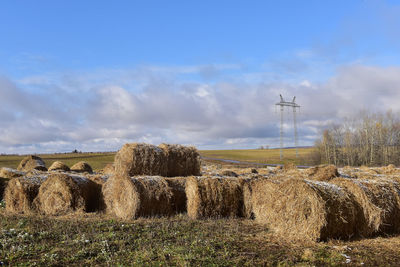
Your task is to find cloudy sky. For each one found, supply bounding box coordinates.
[1,0,400,153]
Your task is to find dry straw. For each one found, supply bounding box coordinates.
[114,143,168,176]
[158,143,201,177]
[103,175,186,219]
[48,161,70,172]
[305,165,339,182]
[0,167,25,179]
[4,175,47,213]
[70,161,93,173]
[34,173,101,215]
[0,177,9,201]
[101,163,115,175]
[185,176,244,219]
[332,177,400,236]
[17,155,47,172]
[252,178,359,241]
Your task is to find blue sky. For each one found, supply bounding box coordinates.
[1,1,400,153]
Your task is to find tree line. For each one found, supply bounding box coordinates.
[314,111,400,166]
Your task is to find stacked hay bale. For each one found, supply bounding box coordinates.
[332,178,400,236]
[114,143,168,176]
[34,173,101,215]
[185,176,244,219]
[158,143,201,177]
[48,161,70,172]
[4,175,48,213]
[102,175,186,219]
[17,155,47,172]
[252,178,359,241]
[305,165,339,182]
[71,161,93,174]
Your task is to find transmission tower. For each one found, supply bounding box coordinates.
[275,94,300,160]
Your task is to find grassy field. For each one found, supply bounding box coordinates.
[200,147,315,165]
[2,212,399,266]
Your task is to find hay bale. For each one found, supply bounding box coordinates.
[114,143,167,176]
[158,143,201,177]
[101,163,115,175]
[102,175,183,219]
[185,176,244,219]
[220,170,239,177]
[4,175,47,213]
[70,161,93,174]
[252,178,359,241]
[332,178,400,236]
[48,161,70,172]
[305,165,339,182]
[17,155,47,172]
[34,173,101,215]
[0,167,25,179]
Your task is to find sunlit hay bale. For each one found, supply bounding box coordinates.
[332,178,400,236]
[70,161,93,174]
[48,161,70,172]
[4,175,47,213]
[185,176,244,219]
[114,143,167,177]
[0,177,9,201]
[17,155,47,172]
[219,170,239,177]
[158,143,201,177]
[305,165,339,182]
[0,167,25,179]
[34,173,100,215]
[102,175,182,219]
[101,163,115,175]
[252,178,359,241]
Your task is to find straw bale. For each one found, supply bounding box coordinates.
[48,161,70,172]
[0,167,25,179]
[17,155,47,172]
[102,175,183,219]
[158,143,201,177]
[332,178,400,236]
[34,173,101,215]
[305,165,339,182]
[70,161,93,173]
[101,163,115,175]
[252,178,359,241]
[185,176,244,219]
[114,143,167,176]
[4,175,47,213]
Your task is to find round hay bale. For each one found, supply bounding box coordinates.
[17,155,47,172]
[4,175,47,213]
[332,178,400,236]
[48,161,70,172]
[0,167,25,179]
[185,176,244,219]
[102,175,182,219]
[101,163,115,175]
[305,165,339,182]
[34,173,101,215]
[158,143,201,177]
[252,178,359,241]
[114,143,167,176]
[220,170,238,177]
[70,161,93,174]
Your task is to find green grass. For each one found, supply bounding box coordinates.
[200,147,315,165]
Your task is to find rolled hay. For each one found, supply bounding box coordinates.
[34,173,101,215]
[158,143,201,177]
[305,165,339,182]
[102,175,184,219]
[4,175,47,213]
[331,178,400,236]
[70,161,93,174]
[0,167,25,179]
[17,155,47,172]
[48,161,70,172]
[185,176,244,219]
[252,178,359,241]
[114,143,167,176]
